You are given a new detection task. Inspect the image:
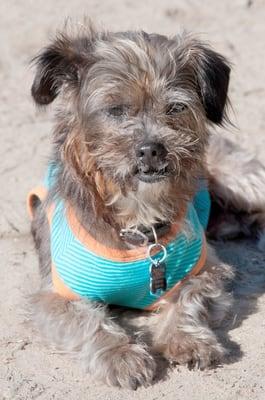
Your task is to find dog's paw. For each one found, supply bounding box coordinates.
[156,333,224,370]
[93,343,156,389]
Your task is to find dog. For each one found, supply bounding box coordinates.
[27,22,265,389]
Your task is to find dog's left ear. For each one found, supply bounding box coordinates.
[192,44,230,124]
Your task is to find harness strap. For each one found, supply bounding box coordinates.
[27,187,79,300]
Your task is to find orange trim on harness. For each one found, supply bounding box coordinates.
[66,205,186,262]
[51,263,80,300]
[27,186,48,220]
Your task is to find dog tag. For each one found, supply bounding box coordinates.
[150,260,167,295]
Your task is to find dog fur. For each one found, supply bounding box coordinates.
[27,22,265,389]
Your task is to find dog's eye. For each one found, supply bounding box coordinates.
[166,103,188,115]
[107,105,127,117]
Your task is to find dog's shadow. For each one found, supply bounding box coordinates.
[110,238,265,383]
[213,239,265,364]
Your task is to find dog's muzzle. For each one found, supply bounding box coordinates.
[135,141,169,183]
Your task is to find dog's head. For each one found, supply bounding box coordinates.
[32,24,230,227]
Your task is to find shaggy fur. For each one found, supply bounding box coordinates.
[28,22,265,389]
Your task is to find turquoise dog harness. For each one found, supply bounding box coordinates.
[27,166,210,311]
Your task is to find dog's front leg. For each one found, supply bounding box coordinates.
[28,292,155,389]
[151,246,233,369]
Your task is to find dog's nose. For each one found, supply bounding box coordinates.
[136,142,167,172]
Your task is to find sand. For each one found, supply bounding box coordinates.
[0,0,265,399]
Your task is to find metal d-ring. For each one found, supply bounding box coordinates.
[147,243,167,264]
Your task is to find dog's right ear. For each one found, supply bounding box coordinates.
[31,32,95,105]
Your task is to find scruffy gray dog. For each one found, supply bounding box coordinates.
[27,22,265,389]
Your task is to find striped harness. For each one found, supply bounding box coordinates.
[27,166,210,311]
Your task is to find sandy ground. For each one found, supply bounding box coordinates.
[1,0,265,399]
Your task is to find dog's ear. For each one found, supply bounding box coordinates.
[193,44,230,124]
[31,32,95,105]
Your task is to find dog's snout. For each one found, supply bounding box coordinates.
[136,142,167,170]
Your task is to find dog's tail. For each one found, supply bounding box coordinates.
[206,134,265,249]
